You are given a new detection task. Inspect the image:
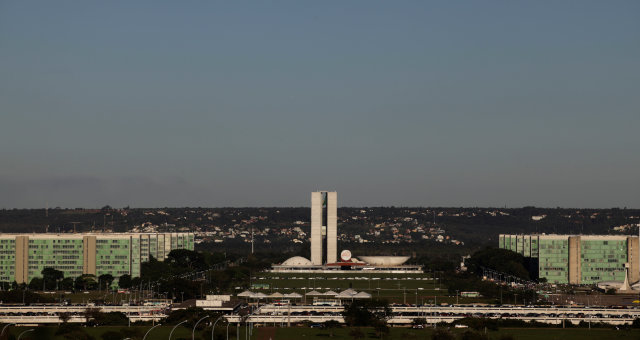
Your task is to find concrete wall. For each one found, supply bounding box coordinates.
[83,235,97,276]
[310,192,323,265]
[568,236,581,284]
[14,236,29,284]
[628,236,639,284]
[326,192,337,264]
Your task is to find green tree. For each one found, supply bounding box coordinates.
[118,274,132,289]
[98,274,114,290]
[130,277,142,288]
[28,277,44,290]
[93,312,128,326]
[58,312,72,324]
[373,319,390,339]
[83,307,102,324]
[164,307,213,328]
[41,268,64,290]
[343,299,391,327]
[75,275,98,291]
[140,256,170,281]
[60,277,74,290]
[466,248,530,280]
[166,249,207,272]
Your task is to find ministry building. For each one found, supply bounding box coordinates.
[500,234,639,285]
[0,232,194,284]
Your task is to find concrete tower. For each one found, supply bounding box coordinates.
[310,191,338,265]
[326,192,338,263]
[310,192,323,265]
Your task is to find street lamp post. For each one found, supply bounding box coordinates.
[212,315,224,340]
[193,315,210,340]
[142,324,162,340]
[245,309,256,340]
[1,323,15,338]
[17,329,35,340]
[169,320,188,340]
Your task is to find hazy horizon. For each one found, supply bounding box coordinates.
[2,1,639,209]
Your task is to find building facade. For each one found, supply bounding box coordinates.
[499,234,639,285]
[310,191,337,265]
[0,232,194,284]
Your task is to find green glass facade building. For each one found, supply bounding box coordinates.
[500,234,639,285]
[0,232,195,284]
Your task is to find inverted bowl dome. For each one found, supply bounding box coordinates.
[358,256,410,266]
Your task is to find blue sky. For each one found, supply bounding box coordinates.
[1,1,639,208]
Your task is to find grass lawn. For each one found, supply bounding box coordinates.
[249,272,494,304]
[5,325,639,340]
[267,326,640,340]
[5,325,225,340]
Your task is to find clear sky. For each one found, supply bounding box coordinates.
[1,1,639,208]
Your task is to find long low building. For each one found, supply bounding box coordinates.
[499,234,639,285]
[228,304,640,326]
[0,232,194,284]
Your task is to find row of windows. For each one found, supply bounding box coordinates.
[30,240,78,244]
[52,250,81,254]
[97,244,128,249]
[582,254,625,258]
[52,244,78,249]
[97,239,128,244]
[582,258,621,263]
[584,267,623,272]
[543,272,565,277]
[585,273,619,280]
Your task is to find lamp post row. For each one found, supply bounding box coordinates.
[1,316,232,340]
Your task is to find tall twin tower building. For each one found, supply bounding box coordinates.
[310,191,338,265]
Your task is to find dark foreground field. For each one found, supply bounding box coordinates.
[268,327,640,340]
[6,325,639,340]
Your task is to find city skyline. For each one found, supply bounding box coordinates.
[1,1,639,209]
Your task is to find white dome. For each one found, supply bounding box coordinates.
[281,256,313,266]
